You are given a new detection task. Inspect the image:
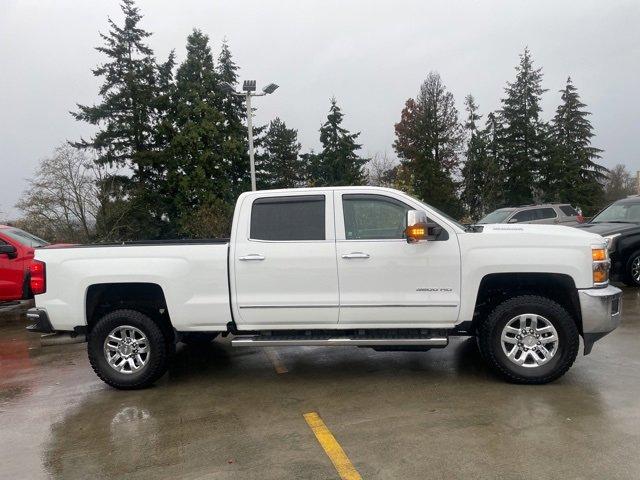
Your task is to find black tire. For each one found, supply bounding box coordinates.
[478,295,579,384]
[623,251,640,287]
[88,309,169,390]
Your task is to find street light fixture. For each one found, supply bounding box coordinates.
[221,80,279,191]
[262,83,279,95]
[242,80,256,92]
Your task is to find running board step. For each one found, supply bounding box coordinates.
[231,336,448,347]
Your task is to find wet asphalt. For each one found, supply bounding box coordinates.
[1,288,639,480]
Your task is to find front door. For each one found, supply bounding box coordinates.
[232,192,339,329]
[335,191,461,327]
[0,239,24,301]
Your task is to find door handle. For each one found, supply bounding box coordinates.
[239,254,265,261]
[341,252,370,259]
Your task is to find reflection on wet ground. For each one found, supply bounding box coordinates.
[1,290,640,479]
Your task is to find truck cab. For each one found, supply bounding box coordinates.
[229,188,460,329]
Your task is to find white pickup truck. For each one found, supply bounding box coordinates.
[26,187,621,389]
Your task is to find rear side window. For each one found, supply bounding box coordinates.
[250,195,325,241]
[559,205,578,216]
[537,208,557,220]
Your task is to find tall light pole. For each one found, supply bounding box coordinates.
[221,80,279,191]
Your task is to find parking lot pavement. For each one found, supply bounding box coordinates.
[1,290,639,480]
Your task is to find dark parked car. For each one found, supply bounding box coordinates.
[576,196,640,286]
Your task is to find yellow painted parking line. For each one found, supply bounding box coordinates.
[264,347,288,374]
[303,412,362,480]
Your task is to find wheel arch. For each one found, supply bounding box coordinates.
[85,282,174,342]
[471,273,582,334]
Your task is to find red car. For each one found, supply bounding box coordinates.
[0,225,50,302]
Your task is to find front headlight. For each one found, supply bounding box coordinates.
[603,233,621,253]
[592,245,610,287]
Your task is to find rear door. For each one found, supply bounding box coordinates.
[232,192,339,328]
[334,191,461,326]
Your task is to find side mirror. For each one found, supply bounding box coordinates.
[508,217,518,223]
[0,244,17,259]
[405,210,442,243]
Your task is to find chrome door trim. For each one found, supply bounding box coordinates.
[341,252,370,259]
[239,304,339,309]
[238,254,266,261]
[341,303,458,308]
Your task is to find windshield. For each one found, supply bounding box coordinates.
[591,202,640,224]
[477,209,516,224]
[2,228,50,247]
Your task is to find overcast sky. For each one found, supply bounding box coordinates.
[1,0,638,218]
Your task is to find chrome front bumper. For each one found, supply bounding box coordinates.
[578,285,622,354]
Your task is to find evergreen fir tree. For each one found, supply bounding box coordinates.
[460,95,492,220]
[310,98,367,186]
[258,118,303,189]
[170,29,231,236]
[148,50,176,236]
[483,111,504,209]
[216,40,250,198]
[498,47,547,206]
[394,71,463,217]
[544,77,607,213]
[72,0,166,239]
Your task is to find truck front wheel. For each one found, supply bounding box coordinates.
[88,309,169,390]
[478,295,579,384]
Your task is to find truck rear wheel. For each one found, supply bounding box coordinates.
[88,309,169,390]
[478,295,579,384]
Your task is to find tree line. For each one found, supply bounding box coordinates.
[13,0,629,242]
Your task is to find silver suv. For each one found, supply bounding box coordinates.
[477,204,581,225]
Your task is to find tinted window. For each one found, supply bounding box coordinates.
[250,195,325,241]
[2,228,49,247]
[559,205,578,216]
[478,208,515,224]
[511,210,535,222]
[343,194,410,240]
[538,208,557,220]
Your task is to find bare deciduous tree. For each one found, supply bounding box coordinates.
[366,153,399,188]
[16,145,102,243]
[603,164,636,203]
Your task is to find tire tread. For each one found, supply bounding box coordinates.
[88,309,169,390]
[478,295,579,384]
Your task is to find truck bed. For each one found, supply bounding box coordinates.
[34,241,232,331]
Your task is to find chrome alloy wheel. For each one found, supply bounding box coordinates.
[632,256,640,284]
[500,314,559,368]
[103,325,150,374]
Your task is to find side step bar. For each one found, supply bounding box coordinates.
[231,336,448,347]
